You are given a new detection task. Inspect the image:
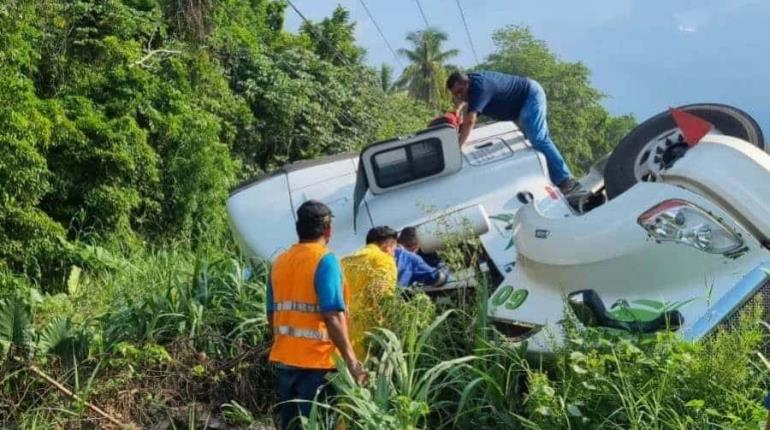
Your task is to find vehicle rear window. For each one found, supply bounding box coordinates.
[372,138,444,188]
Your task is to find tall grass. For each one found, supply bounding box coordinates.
[2,235,769,429]
[297,295,769,430]
[0,238,275,428]
[303,311,476,430]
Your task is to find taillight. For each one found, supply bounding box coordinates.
[638,199,744,254]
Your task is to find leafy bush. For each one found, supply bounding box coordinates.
[306,311,475,430]
[513,304,769,429]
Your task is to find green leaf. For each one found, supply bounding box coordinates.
[567,404,583,417]
[37,316,89,362]
[67,266,82,295]
[685,399,705,409]
[0,296,33,358]
[489,213,515,222]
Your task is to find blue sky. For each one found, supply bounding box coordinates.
[285,0,770,132]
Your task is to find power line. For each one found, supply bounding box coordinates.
[216,0,366,141]
[455,0,480,64]
[414,0,430,28]
[357,0,403,68]
[286,0,387,92]
[286,0,360,71]
[284,0,389,135]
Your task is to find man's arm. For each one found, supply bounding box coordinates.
[458,111,477,146]
[322,311,363,376]
[410,252,448,287]
[323,312,366,384]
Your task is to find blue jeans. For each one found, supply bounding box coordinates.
[517,79,572,186]
[275,367,334,430]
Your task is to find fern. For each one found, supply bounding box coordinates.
[37,316,90,363]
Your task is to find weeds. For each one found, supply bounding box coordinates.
[1,236,769,429]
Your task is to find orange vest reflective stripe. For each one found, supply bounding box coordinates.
[268,242,348,369]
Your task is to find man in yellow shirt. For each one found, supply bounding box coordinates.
[341,226,398,359]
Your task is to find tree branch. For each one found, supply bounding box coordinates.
[131,49,182,69]
[28,365,133,429]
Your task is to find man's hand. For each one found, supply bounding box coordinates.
[453,100,466,115]
[458,111,477,146]
[347,360,368,385]
[322,311,367,385]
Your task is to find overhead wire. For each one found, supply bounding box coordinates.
[414,0,430,28]
[357,0,403,68]
[284,0,393,142]
[285,0,386,91]
[454,0,480,64]
[286,0,360,71]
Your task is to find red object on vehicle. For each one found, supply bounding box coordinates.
[670,108,713,147]
[545,185,558,200]
[428,112,461,129]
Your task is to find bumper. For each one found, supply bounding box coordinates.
[682,262,770,341]
[486,182,770,353]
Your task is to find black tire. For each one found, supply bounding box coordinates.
[605,103,765,199]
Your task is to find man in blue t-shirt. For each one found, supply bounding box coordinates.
[394,227,448,287]
[394,246,447,287]
[447,71,585,199]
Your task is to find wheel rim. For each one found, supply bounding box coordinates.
[632,126,722,181]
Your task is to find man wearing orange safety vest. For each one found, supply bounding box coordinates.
[267,200,367,430]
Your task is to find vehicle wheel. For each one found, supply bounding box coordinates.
[605,103,765,199]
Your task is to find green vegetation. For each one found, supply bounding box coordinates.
[395,28,459,110]
[481,26,637,173]
[0,0,433,289]
[1,1,767,429]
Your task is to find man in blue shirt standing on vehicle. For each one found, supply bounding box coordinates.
[447,71,585,199]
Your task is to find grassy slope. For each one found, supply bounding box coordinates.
[2,239,769,429]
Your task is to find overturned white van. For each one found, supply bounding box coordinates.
[228,104,770,353]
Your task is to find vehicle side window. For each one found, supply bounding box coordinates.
[372,138,444,188]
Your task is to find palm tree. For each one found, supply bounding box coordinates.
[396,28,459,109]
[379,63,394,93]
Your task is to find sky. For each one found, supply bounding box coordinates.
[285,0,770,133]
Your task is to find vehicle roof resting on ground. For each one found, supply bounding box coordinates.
[228,103,770,354]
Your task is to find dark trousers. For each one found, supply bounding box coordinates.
[275,366,334,430]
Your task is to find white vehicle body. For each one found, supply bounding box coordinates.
[228,122,567,268]
[500,135,770,351]
[228,108,770,354]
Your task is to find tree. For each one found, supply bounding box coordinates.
[0,0,435,288]
[396,28,458,110]
[300,5,364,67]
[379,63,394,93]
[481,26,635,172]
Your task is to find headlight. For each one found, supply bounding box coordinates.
[638,199,743,254]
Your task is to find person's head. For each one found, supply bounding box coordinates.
[446,71,470,103]
[427,112,460,130]
[296,200,333,243]
[397,226,420,253]
[365,226,398,255]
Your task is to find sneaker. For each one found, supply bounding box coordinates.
[558,178,591,211]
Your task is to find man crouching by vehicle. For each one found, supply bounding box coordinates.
[267,200,367,430]
[341,226,399,359]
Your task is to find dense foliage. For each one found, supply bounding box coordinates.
[4,1,763,429]
[0,0,433,288]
